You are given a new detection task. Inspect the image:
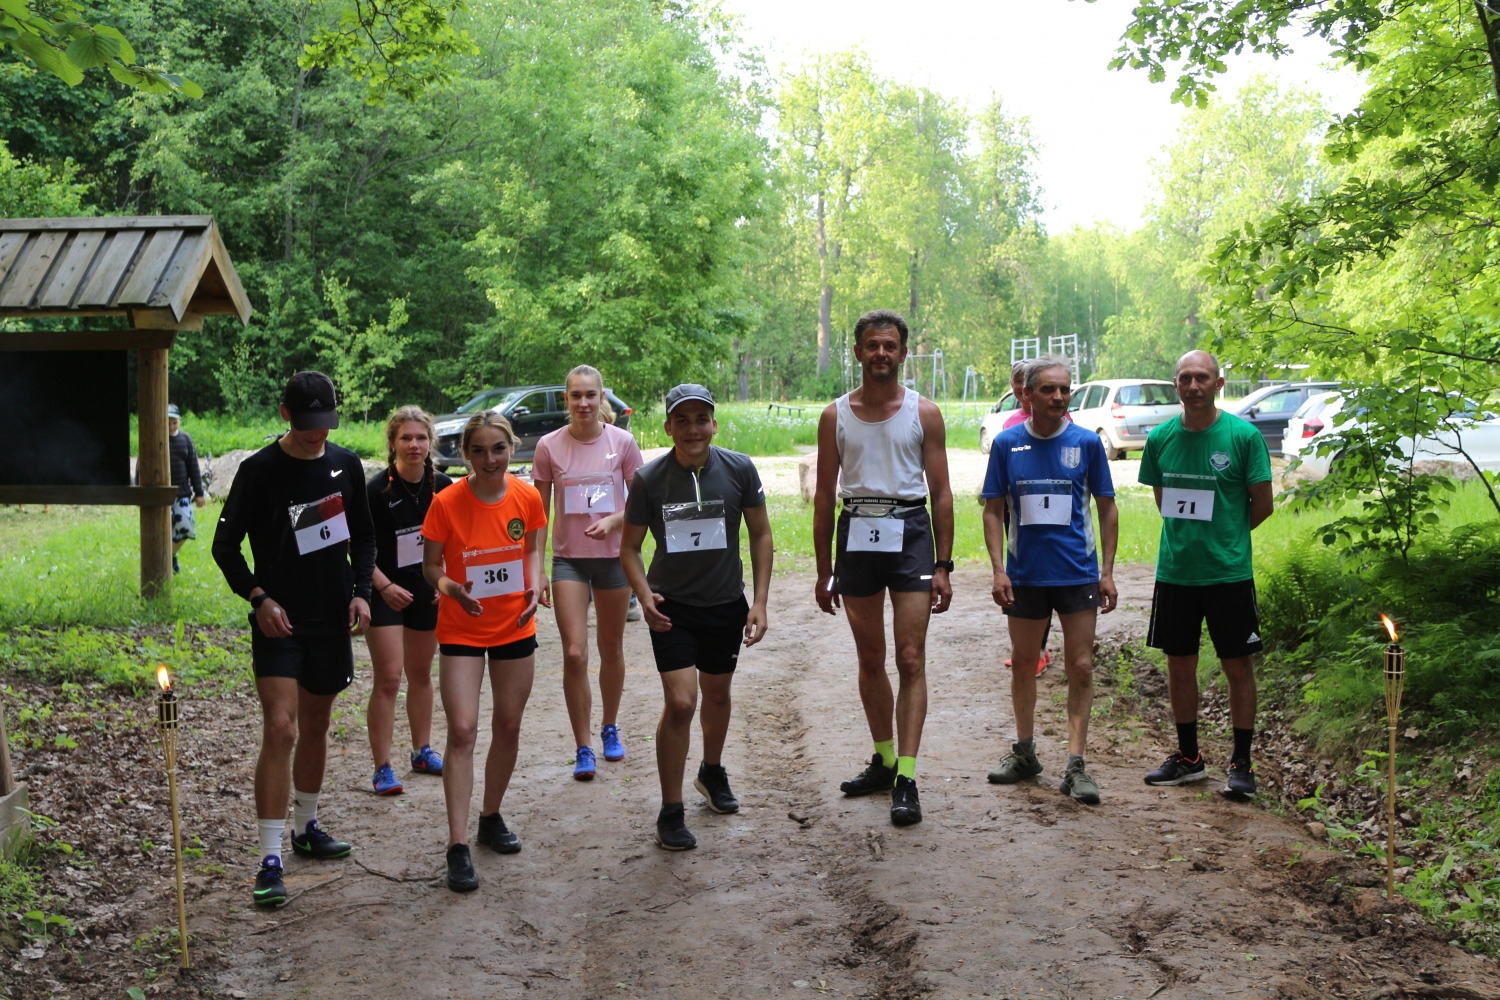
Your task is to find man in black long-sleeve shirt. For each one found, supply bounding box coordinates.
[212,371,375,908]
[166,404,206,574]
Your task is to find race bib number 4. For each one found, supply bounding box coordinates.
[1018,489,1072,527]
[665,517,727,553]
[395,526,424,567]
[846,516,904,553]
[1162,487,1215,521]
[463,546,525,599]
[290,493,350,555]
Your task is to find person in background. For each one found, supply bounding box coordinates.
[167,404,208,574]
[366,406,452,795]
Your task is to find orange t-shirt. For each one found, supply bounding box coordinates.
[421,474,548,647]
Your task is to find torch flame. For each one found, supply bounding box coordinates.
[1380,614,1399,644]
[157,665,171,691]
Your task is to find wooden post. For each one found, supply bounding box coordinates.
[0,686,14,798]
[138,346,172,598]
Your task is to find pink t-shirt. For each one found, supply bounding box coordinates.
[532,422,644,559]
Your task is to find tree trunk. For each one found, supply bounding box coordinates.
[284,5,311,264]
[909,249,920,331]
[735,340,749,401]
[814,190,834,375]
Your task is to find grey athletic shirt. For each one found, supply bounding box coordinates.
[624,445,765,607]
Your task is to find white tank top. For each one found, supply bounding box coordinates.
[835,387,927,501]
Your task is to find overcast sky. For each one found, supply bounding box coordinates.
[718,0,1367,233]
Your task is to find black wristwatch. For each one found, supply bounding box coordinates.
[934,559,955,573]
[250,592,271,610]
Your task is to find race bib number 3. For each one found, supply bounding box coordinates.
[664,517,727,553]
[464,546,525,599]
[1019,492,1071,527]
[1162,487,1215,521]
[846,517,904,553]
[395,526,424,567]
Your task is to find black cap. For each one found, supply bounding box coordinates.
[282,371,340,430]
[665,383,715,415]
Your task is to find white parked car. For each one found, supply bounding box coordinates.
[1286,391,1500,475]
[978,390,1021,454]
[1068,379,1180,460]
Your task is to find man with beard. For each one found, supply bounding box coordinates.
[813,309,954,827]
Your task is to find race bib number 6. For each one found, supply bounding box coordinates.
[290,493,350,556]
[1162,487,1215,521]
[463,545,525,599]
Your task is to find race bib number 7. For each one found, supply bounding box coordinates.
[1162,487,1215,521]
[663,499,728,553]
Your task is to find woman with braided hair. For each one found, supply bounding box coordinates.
[365,405,453,795]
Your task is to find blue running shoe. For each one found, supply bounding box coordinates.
[253,856,286,907]
[410,745,444,775]
[372,763,404,796]
[601,725,625,762]
[573,745,597,781]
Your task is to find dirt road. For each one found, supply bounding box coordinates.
[145,566,1493,1000]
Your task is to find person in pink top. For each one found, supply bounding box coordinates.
[533,365,645,779]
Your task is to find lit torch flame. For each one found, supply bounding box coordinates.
[157,665,172,692]
[1380,614,1399,644]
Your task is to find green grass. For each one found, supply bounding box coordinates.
[633,399,990,457]
[131,411,388,460]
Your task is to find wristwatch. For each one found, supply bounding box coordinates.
[250,592,271,609]
[934,559,955,573]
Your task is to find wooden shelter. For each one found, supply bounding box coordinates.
[0,215,251,599]
[0,216,250,818]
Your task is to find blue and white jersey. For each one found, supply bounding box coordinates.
[981,420,1115,586]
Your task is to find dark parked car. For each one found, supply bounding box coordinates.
[431,385,633,471]
[1226,381,1338,455]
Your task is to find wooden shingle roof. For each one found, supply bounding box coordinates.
[0,216,251,329]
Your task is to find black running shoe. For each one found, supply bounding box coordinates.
[252,856,286,907]
[694,763,740,814]
[446,843,478,892]
[890,776,923,826]
[477,812,521,854]
[1223,759,1257,799]
[840,754,898,797]
[290,819,352,859]
[654,803,697,851]
[1143,751,1209,786]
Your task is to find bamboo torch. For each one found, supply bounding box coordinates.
[155,666,190,968]
[1380,615,1405,901]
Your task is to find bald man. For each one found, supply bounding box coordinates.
[1138,351,1274,799]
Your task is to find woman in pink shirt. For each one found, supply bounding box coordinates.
[533,366,645,779]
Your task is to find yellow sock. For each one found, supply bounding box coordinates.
[874,740,896,769]
[896,756,916,780]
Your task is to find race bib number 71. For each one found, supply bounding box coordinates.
[1161,487,1215,521]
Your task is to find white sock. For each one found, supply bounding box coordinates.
[292,789,319,833]
[258,819,285,863]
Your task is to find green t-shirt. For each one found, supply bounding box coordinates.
[1138,411,1272,585]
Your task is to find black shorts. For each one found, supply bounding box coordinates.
[250,622,355,697]
[1004,583,1100,619]
[833,507,934,598]
[1146,580,1263,659]
[648,595,748,675]
[438,636,539,661]
[369,583,439,631]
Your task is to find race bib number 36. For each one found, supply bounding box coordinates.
[464,546,525,599]
[1162,487,1215,521]
[847,517,904,553]
[665,517,727,553]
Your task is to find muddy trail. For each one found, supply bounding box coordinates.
[19,567,1500,1000]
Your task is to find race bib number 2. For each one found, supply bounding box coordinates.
[847,517,904,553]
[1162,487,1215,522]
[395,526,424,567]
